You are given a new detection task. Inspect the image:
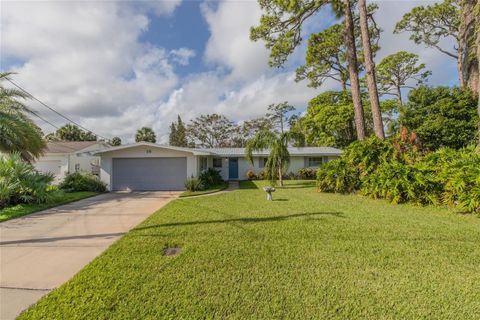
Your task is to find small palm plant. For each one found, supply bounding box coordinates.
[245,130,290,186]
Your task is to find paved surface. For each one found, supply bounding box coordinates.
[0,191,180,320]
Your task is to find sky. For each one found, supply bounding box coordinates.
[1,0,458,143]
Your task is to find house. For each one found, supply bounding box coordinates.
[33,141,109,182]
[94,142,342,191]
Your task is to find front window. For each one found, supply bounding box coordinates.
[213,158,222,169]
[200,157,208,172]
[259,157,268,168]
[75,163,80,172]
[308,157,326,167]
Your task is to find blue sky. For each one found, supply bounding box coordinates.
[1,0,457,142]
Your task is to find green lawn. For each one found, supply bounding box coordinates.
[0,191,97,223]
[18,181,480,319]
[180,182,229,197]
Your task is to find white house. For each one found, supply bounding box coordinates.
[94,142,342,191]
[33,141,109,182]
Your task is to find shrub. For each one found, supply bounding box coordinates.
[185,177,205,192]
[361,161,440,205]
[0,153,57,207]
[245,170,257,180]
[316,159,360,193]
[199,168,223,187]
[59,172,107,193]
[316,135,480,213]
[298,168,316,180]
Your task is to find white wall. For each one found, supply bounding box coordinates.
[212,155,340,180]
[99,145,197,191]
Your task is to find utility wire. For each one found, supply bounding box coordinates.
[28,109,95,153]
[6,78,110,142]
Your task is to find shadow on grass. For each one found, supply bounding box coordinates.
[133,211,344,231]
[239,181,259,189]
[279,181,316,189]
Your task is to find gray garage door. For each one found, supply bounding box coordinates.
[112,158,187,191]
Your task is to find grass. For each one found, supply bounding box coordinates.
[180,182,229,197]
[18,180,480,319]
[0,191,97,223]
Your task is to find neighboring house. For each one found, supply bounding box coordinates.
[33,141,110,182]
[94,142,342,191]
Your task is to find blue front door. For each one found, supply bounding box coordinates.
[228,158,239,180]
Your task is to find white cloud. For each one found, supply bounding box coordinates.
[1,1,185,134]
[1,0,458,144]
[202,0,270,81]
[170,48,196,66]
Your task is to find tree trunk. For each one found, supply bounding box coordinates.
[340,78,347,92]
[358,0,384,140]
[457,46,466,88]
[396,85,403,106]
[459,0,479,92]
[343,0,366,140]
[278,163,283,187]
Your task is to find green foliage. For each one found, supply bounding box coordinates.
[0,153,56,207]
[110,137,121,146]
[296,4,381,90]
[199,168,223,187]
[421,146,480,212]
[54,124,97,141]
[59,172,107,193]
[135,127,156,143]
[266,101,295,133]
[169,115,188,147]
[250,0,326,68]
[245,130,291,186]
[292,91,376,148]
[0,72,46,160]
[297,167,316,180]
[400,86,478,150]
[184,177,205,192]
[187,114,235,148]
[316,158,360,194]
[376,51,431,103]
[394,0,460,56]
[316,135,480,213]
[295,91,357,148]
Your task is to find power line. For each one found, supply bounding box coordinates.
[28,110,95,153]
[6,78,110,142]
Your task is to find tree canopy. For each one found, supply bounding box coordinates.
[135,127,156,143]
[110,137,121,146]
[376,51,431,105]
[169,115,188,147]
[400,86,479,150]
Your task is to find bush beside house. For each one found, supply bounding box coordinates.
[316,133,480,213]
[0,153,58,208]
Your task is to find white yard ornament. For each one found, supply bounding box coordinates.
[263,187,276,201]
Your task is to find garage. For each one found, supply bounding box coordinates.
[112,157,187,191]
[34,160,61,176]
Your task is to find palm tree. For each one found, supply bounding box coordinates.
[245,130,290,187]
[110,137,122,146]
[135,127,156,143]
[0,72,45,160]
[56,124,83,141]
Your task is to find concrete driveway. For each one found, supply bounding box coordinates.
[0,191,180,319]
